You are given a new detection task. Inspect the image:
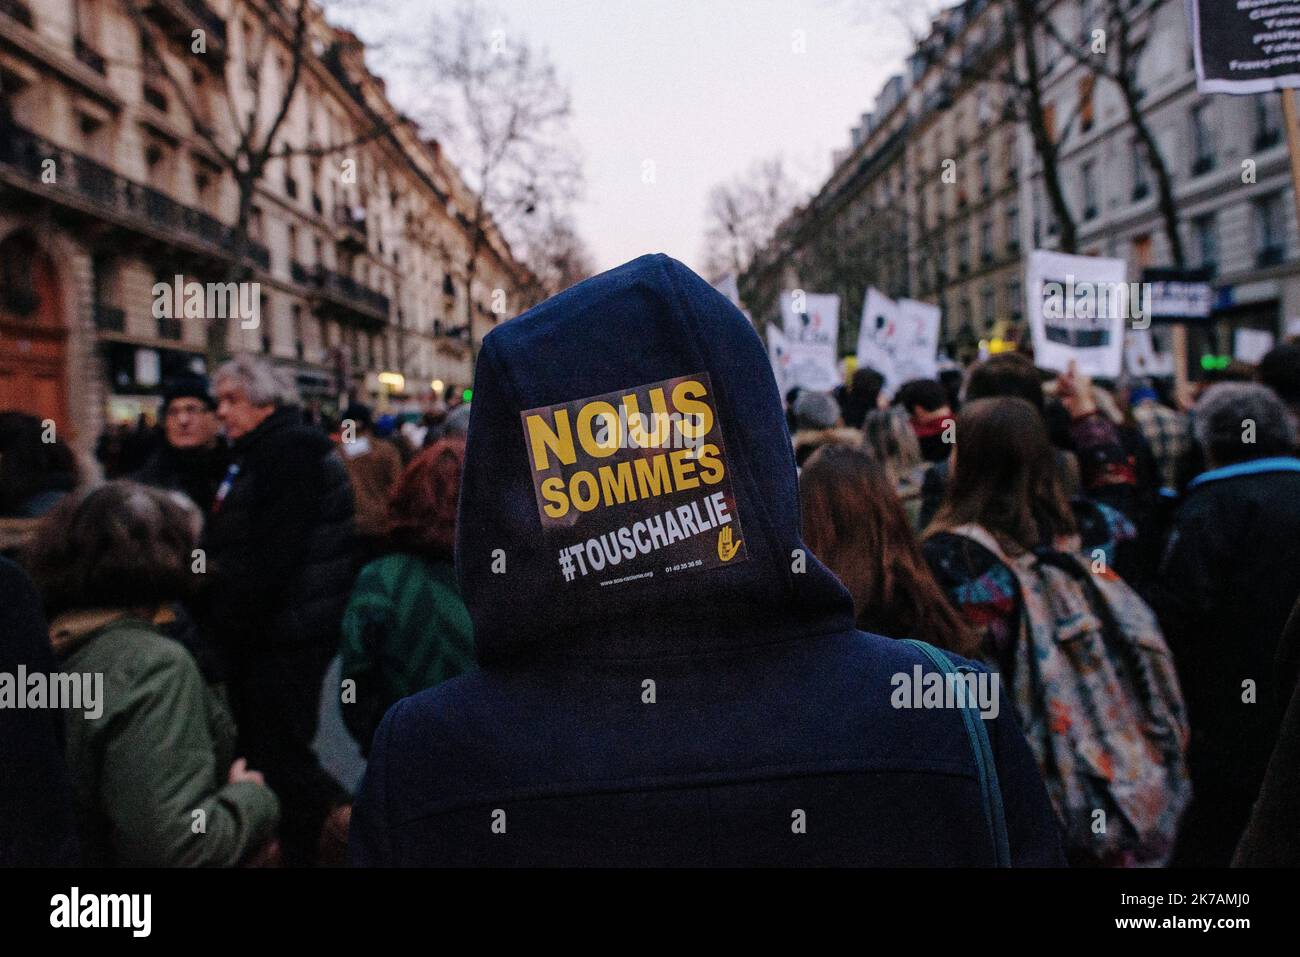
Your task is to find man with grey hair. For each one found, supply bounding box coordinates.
[200,354,357,866]
[1152,381,1300,867]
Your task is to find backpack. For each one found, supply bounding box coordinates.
[949,523,1191,866]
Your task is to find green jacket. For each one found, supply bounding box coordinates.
[55,615,279,867]
[340,553,475,755]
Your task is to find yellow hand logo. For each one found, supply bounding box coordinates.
[717,526,742,562]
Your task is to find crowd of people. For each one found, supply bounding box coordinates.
[2,252,1299,867]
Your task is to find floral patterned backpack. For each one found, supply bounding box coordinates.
[950,524,1192,866]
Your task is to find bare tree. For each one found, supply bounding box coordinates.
[514,213,598,300]
[900,0,1084,252]
[121,0,397,363]
[414,0,581,370]
[1041,0,1186,267]
[700,156,805,282]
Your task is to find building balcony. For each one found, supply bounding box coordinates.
[0,120,266,273]
[73,37,106,75]
[142,81,168,113]
[290,260,314,285]
[93,303,126,332]
[294,262,389,326]
[319,269,388,321]
[0,0,33,29]
[143,0,226,62]
[333,205,368,253]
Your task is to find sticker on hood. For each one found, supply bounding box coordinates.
[520,372,749,588]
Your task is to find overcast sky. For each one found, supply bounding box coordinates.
[330,1,917,276]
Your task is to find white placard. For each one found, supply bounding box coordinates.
[766,324,791,397]
[779,291,840,390]
[856,289,942,395]
[1026,250,1129,378]
[1125,329,1175,378]
[1234,328,1276,365]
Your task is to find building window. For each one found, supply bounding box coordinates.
[1006,204,1020,250]
[980,218,993,262]
[978,152,991,195]
[1256,93,1283,149]
[1132,233,1153,270]
[1256,193,1286,267]
[1191,102,1216,175]
[292,304,304,360]
[1193,213,1218,277]
[981,283,995,328]
[1078,75,1095,132]
[1082,160,1098,220]
[1007,278,1023,319]
[958,231,971,273]
[1131,140,1150,201]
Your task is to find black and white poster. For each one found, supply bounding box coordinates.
[1190,0,1300,94]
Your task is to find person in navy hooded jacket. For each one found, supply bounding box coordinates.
[349,254,1064,867]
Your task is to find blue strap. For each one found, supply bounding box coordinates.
[902,639,1011,867]
[1186,456,1300,491]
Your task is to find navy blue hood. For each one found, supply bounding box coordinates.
[456,254,853,664]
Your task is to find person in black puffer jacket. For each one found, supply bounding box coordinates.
[201,356,357,866]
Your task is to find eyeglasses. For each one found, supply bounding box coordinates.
[166,403,212,418]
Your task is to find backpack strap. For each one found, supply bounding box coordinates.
[902,639,1011,867]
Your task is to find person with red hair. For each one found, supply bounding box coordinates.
[339,436,475,756]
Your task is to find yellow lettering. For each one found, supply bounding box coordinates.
[672,380,713,440]
[576,401,621,458]
[697,444,725,484]
[623,393,671,449]
[599,461,637,505]
[669,448,700,491]
[571,471,600,512]
[540,476,569,518]
[526,412,575,472]
[634,455,671,498]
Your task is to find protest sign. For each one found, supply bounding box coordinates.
[1125,329,1176,378]
[856,289,941,394]
[766,325,792,396]
[1235,327,1276,364]
[1026,250,1129,378]
[779,291,840,390]
[1190,0,1300,94]
[521,372,748,591]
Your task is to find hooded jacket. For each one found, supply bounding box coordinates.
[53,613,280,867]
[350,254,1063,867]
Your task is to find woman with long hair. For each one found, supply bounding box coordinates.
[799,444,978,658]
[339,436,475,756]
[922,397,1133,675]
